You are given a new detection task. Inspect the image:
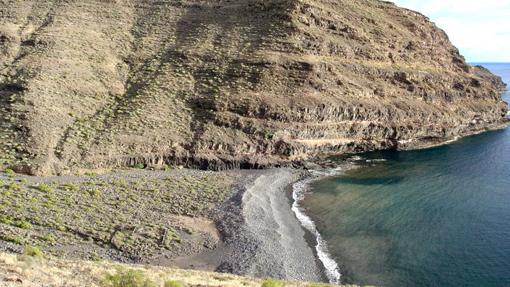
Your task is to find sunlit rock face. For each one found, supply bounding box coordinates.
[0,0,507,175]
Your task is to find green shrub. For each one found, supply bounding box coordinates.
[15,219,32,229]
[261,279,285,287]
[60,183,78,191]
[102,268,156,287]
[34,183,53,193]
[40,233,57,244]
[56,224,67,232]
[24,245,44,257]
[164,280,185,287]
[8,182,21,191]
[306,284,332,287]
[133,163,145,169]
[88,188,101,197]
[0,215,13,224]
[5,168,15,177]
[1,235,23,245]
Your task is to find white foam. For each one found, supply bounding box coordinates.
[291,176,342,285]
[366,159,387,163]
[347,155,364,162]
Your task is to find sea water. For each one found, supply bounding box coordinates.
[302,63,510,286]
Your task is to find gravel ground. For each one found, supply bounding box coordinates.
[0,168,326,283]
[238,169,323,281]
[0,168,235,264]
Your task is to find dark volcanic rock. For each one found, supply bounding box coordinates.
[0,0,508,175]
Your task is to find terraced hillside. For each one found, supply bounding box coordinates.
[0,0,507,175]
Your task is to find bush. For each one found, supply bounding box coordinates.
[4,168,15,177]
[1,235,23,245]
[15,219,32,229]
[133,163,145,169]
[164,280,185,287]
[0,215,13,224]
[60,183,78,191]
[102,268,156,287]
[87,188,101,197]
[24,245,44,257]
[34,183,53,193]
[261,279,285,287]
[8,182,21,191]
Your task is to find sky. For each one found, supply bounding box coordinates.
[392,0,510,63]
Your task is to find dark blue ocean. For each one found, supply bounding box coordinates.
[304,64,510,287]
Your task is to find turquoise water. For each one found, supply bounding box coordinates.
[304,63,510,287]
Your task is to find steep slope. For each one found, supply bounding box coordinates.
[0,0,507,175]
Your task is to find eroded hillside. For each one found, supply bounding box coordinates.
[0,0,507,175]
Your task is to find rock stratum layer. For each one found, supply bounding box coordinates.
[0,0,508,175]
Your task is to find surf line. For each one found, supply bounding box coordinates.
[291,176,341,285]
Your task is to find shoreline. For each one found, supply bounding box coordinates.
[2,124,509,285]
[166,169,327,282]
[148,123,510,284]
[237,169,323,282]
[215,166,354,285]
[0,167,338,285]
[291,173,342,284]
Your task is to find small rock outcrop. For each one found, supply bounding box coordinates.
[0,0,508,175]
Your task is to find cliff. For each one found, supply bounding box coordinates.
[0,0,507,175]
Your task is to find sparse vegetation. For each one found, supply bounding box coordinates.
[4,168,15,177]
[87,188,101,197]
[164,280,185,287]
[1,251,349,287]
[0,215,13,224]
[60,183,78,191]
[39,233,57,244]
[1,1,499,286]
[24,245,44,257]
[102,268,156,287]
[0,169,233,261]
[261,279,285,287]
[1,235,23,245]
[15,219,32,229]
[8,181,21,191]
[133,163,145,169]
[0,0,504,178]
[34,183,54,193]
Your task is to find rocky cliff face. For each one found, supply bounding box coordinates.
[0,0,508,175]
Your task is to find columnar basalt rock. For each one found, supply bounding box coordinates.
[0,0,507,175]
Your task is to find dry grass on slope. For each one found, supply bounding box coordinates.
[0,252,363,287]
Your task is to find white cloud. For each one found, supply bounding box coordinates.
[392,0,510,62]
